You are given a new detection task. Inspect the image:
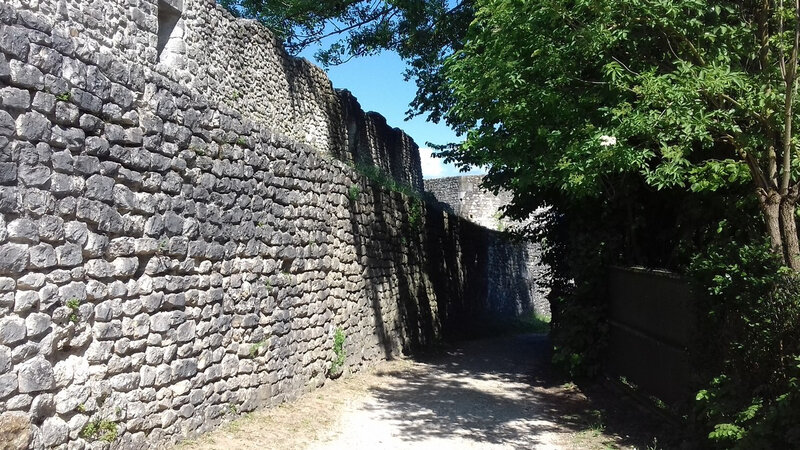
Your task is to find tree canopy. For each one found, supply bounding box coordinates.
[441,0,800,269]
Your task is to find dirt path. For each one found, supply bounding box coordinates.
[178,334,666,450]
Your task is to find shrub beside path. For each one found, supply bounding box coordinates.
[177,334,670,450]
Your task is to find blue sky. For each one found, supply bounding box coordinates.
[297,47,485,179]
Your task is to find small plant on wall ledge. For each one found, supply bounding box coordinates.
[65,298,80,323]
[328,327,346,379]
[408,197,423,230]
[80,418,118,443]
[347,184,360,202]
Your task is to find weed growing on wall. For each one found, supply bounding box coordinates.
[156,238,169,255]
[408,198,423,230]
[348,161,428,234]
[249,339,268,358]
[347,184,360,202]
[65,298,80,323]
[81,419,118,443]
[329,327,346,377]
[493,211,505,232]
[352,162,418,198]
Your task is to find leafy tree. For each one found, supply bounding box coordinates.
[441,0,800,270]
[217,0,473,121]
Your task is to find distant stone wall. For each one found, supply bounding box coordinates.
[425,176,551,318]
[0,1,543,449]
[424,175,514,230]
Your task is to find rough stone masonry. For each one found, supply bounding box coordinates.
[0,0,548,448]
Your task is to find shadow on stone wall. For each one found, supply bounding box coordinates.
[422,202,549,340]
[346,183,439,359]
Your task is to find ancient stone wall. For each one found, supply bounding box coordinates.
[0,1,541,448]
[424,175,513,230]
[425,176,551,318]
[7,0,422,192]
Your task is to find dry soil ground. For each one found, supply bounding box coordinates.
[177,334,678,450]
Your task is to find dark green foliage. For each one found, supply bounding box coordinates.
[691,242,800,448]
[441,0,800,269]
[526,173,752,379]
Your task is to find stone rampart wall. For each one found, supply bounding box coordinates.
[424,175,513,230]
[8,0,422,191]
[0,2,539,448]
[425,176,551,317]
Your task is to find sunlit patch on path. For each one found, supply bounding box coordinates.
[179,334,661,450]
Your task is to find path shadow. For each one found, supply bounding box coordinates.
[363,334,687,449]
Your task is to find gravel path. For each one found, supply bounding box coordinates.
[179,334,661,450]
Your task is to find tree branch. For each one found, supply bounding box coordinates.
[757,0,771,71]
[288,4,398,54]
[780,0,800,193]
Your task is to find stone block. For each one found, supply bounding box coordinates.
[13,290,38,313]
[85,258,113,278]
[93,321,122,340]
[54,101,80,125]
[17,163,50,187]
[0,110,14,137]
[0,86,29,110]
[9,60,43,90]
[40,416,68,447]
[17,355,54,393]
[25,312,51,337]
[0,243,28,275]
[38,215,64,242]
[0,373,16,399]
[15,111,51,141]
[112,257,138,277]
[27,43,62,74]
[73,155,100,175]
[63,221,88,246]
[0,162,16,185]
[31,91,55,114]
[0,53,8,79]
[7,218,37,243]
[0,316,25,345]
[50,126,85,150]
[0,412,31,450]
[85,174,114,202]
[28,242,57,269]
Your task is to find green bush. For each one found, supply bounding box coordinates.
[690,241,800,448]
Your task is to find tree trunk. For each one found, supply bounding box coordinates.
[761,191,784,256]
[780,195,800,270]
